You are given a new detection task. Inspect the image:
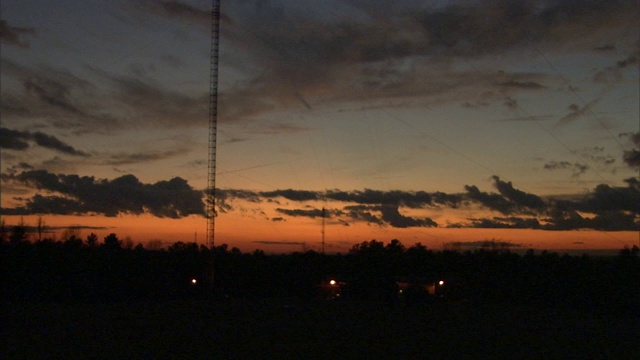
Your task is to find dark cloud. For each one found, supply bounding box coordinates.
[1,60,119,133]
[502,96,518,110]
[445,240,522,249]
[464,184,515,215]
[340,204,436,228]
[142,0,638,121]
[623,150,640,168]
[580,146,615,166]
[141,0,232,28]
[3,170,204,218]
[2,59,208,134]
[343,205,384,225]
[0,127,88,156]
[431,191,463,208]
[23,77,88,116]
[414,2,534,57]
[209,177,638,231]
[554,98,601,128]
[594,44,615,52]
[616,55,638,69]
[5,162,35,175]
[0,19,36,48]
[26,169,625,231]
[325,189,432,207]
[31,131,89,157]
[216,189,260,202]
[463,177,547,215]
[105,148,190,166]
[595,50,639,83]
[246,122,311,135]
[412,0,637,58]
[378,205,437,228]
[261,189,319,202]
[0,128,30,150]
[238,178,637,230]
[214,189,262,213]
[544,207,639,231]
[99,71,208,127]
[468,217,542,229]
[496,80,546,89]
[544,161,589,178]
[253,240,306,246]
[159,1,209,19]
[585,183,640,213]
[7,0,628,133]
[593,68,623,83]
[462,91,503,108]
[622,132,640,168]
[543,179,640,230]
[498,115,553,122]
[218,188,438,228]
[492,176,545,210]
[276,208,324,218]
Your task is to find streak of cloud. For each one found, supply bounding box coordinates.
[1,60,119,133]
[276,208,324,218]
[554,98,601,129]
[0,19,36,48]
[0,127,89,156]
[496,80,546,89]
[105,148,191,166]
[543,161,589,178]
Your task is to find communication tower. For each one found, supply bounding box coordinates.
[207,0,220,249]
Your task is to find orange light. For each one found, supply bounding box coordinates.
[329,280,336,285]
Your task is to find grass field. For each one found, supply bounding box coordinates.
[3,298,639,359]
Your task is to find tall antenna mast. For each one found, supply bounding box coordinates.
[207,0,221,249]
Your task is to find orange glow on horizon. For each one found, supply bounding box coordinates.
[2,213,637,254]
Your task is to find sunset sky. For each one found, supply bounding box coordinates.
[1,0,638,253]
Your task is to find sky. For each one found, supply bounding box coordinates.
[1,0,639,253]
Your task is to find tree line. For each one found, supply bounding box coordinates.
[1,228,638,313]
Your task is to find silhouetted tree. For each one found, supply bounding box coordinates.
[63,235,84,250]
[404,242,433,275]
[0,219,7,243]
[123,236,134,250]
[168,241,199,253]
[60,227,82,242]
[349,239,386,256]
[102,233,121,250]
[36,215,45,241]
[10,220,28,244]
[386,239,406,254]
[86,233,99,247]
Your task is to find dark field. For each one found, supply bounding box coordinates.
[3,298,639,359]
[3,238,639,358]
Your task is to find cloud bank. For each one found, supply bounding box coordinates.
[2,168,638,231]
[2,170,204,218]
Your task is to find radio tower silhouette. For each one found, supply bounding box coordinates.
[206,0,221,288]
[207,0,220,250]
